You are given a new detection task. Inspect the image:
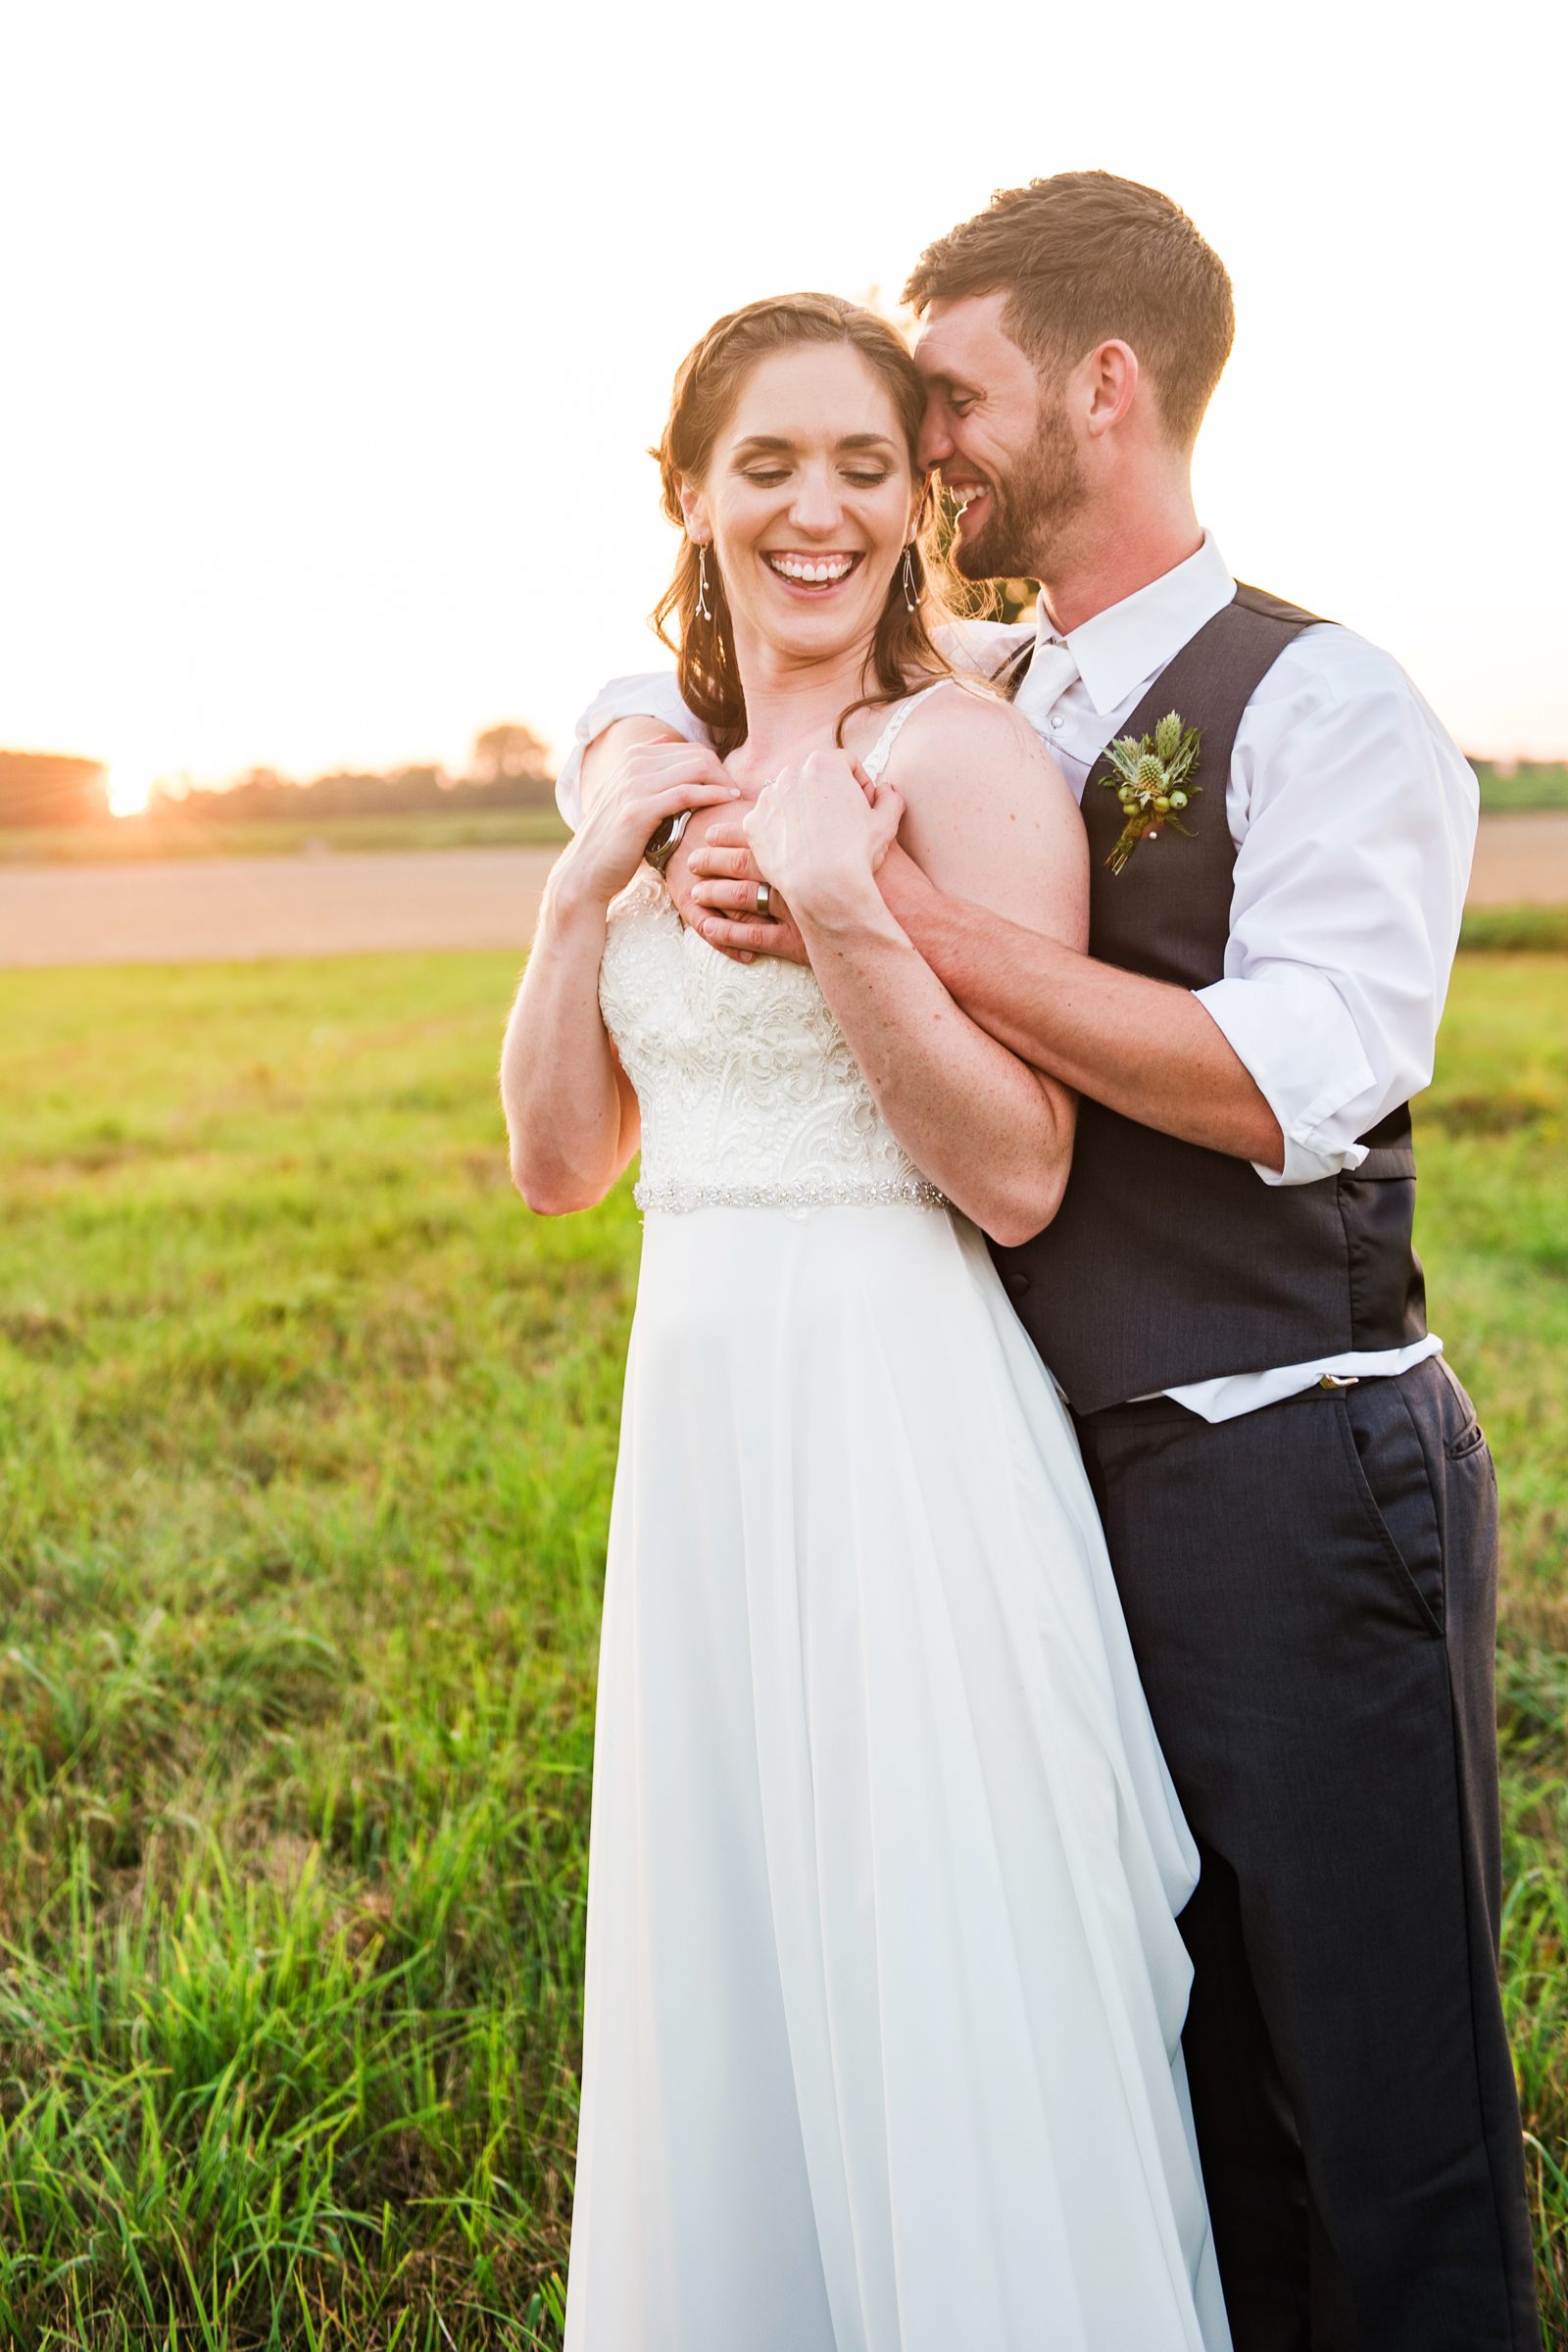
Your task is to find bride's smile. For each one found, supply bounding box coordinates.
[763,549,862,590]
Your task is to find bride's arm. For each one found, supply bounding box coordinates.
[742,689,1086,1247]
[502,738,741,1213]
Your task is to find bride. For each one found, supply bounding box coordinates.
[501,293,1230,2352]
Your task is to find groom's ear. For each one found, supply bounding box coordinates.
[1080,341,1141,440]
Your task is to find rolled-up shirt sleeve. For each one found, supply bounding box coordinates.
[1194,627,1477,1186]
[556,670,708,829]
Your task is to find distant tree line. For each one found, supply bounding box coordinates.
[0,726,556,829]
[1472,760,1568,812]
[0,752,109,827]
[4,736,1566,830]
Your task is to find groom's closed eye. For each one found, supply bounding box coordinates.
[923,372,983,415]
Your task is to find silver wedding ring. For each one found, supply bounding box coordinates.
[755,882,772,919]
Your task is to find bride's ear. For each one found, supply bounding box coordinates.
[676,479,708,544]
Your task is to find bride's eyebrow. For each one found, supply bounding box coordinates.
[729,432,900,460]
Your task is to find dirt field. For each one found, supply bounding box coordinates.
[1462,812,1568,906]
[0,847,559,968]
[0,814,1564,967]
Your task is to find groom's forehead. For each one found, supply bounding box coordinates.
[912,290,1027,392]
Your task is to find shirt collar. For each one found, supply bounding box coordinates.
[1035,530,1237,717]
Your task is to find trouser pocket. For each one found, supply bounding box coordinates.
[1332,1382,1446,1635]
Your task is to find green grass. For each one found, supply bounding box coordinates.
[1462,906,1568,955]
[0,809,568,864]
[1415,954,1568,2333]
[0,956,629,2346]
[0,950,1565,2343]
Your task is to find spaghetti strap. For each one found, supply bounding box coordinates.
[860,680,953,783]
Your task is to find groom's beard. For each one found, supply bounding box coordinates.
[952,394,1086,586]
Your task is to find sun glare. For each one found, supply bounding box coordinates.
[105,759,163,818]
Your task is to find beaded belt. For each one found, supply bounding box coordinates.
[634,1176,949,1215]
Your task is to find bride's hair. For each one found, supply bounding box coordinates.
[652,293,955,760]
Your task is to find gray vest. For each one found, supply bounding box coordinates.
[988,584,1428,1414]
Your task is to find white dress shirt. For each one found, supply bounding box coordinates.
[556,533,1474,1420]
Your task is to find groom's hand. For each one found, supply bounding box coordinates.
[685,828,810,964]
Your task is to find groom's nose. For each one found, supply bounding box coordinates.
[918,402,955,470]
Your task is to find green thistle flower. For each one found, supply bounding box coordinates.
[1153,710,1185,762]
[1099,711,1203,874]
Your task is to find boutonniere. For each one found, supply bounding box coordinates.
[1100,711,1202,874]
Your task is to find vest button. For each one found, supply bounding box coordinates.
[1005,1272,1031,1296]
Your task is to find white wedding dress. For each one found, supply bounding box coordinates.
[564,697,1231,2352]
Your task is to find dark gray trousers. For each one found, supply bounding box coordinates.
[1072,1356,1540,2352]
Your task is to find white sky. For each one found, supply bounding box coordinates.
[1,0,1564,809]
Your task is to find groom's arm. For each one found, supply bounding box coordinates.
[874,852,1285,1165]
[871,636,1477,1174]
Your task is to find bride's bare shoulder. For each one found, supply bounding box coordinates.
[889,677,1073,817]
[884,677,1087,937]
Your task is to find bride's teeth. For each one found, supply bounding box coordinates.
[769,553,855,583]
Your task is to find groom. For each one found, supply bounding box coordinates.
[561,173,1539,2349]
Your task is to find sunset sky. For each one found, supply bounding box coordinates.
[2,0,1563,810]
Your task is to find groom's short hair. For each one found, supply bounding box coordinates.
[903,171,1234,450]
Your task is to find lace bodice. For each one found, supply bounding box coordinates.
[598,691,948,1217]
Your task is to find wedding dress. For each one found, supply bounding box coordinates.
[564,693,1232,2352]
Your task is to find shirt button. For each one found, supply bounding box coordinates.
[1049,714,1064,731]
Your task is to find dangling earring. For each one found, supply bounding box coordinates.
[902,543,918,612]
[697,545,713,621]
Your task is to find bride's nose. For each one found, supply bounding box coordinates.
[788,462,845,536]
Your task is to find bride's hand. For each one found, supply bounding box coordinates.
[742,751,905,926]
[557,738,741,909]
[852,761,906,874]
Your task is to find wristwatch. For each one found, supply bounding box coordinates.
[644,808,694,874]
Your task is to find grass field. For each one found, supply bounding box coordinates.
[1476,762,1568,813]
[0,949,1565,2346]
[1464,906,1568,954]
